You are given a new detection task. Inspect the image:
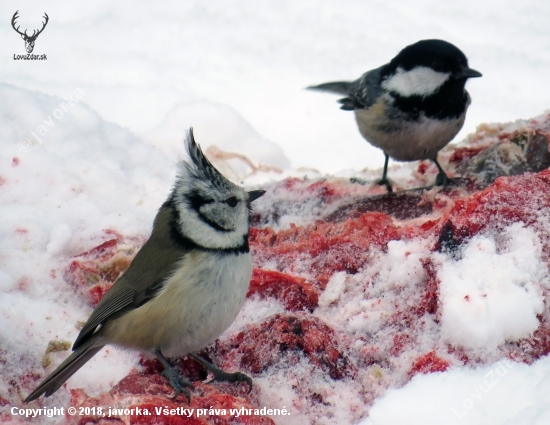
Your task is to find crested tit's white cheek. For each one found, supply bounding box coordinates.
[177,202,249,250]
[382,66,450,97]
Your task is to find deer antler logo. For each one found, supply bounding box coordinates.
[12,11,49,54]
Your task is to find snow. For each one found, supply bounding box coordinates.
[362,356,550,425]
[0,83,169,406]
[142,100,290,181]
[253,361,366,425]
[318,272,347,307]
[373,240,429,294]
[251,166,550,425]
[1,0,549,173]
[439,224,546,352]
[1,0,550,423]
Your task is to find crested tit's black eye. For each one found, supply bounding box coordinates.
[224,196,239,207]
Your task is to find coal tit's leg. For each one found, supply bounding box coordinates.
[154,347,195,402]
[431,157,455,187]
[376,152,393,193]
[188,353,252,393]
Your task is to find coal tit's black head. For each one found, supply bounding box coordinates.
[382,39,482,99]
[393,39,481,79]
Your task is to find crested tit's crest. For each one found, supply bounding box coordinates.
[172,129,250,250]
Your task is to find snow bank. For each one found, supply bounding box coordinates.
[142,100,290,181]
[0,83,175,407]
[362,355,550,425]
[439,224,546,351]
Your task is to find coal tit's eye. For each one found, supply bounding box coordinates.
[432,61,445,72]
[224,196,239,208]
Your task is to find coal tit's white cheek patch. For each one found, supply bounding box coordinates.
[382,66,450,97]
[438,223,546,351]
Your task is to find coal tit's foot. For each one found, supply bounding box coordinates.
[154,347,195,402]
[161,366,195,402]
[431,158,456,188]
[188,353,253,393]
[376,177,393,194]
[434,172,456,188]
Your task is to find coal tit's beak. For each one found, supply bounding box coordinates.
[457,67,483,79]
[247,190,266,202]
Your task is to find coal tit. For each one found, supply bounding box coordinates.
[308,39,482,192]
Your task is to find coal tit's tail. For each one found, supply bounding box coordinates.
[306,81,351,95]
[24,337,104,402]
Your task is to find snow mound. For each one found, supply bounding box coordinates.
[439,224,545,351]
[142,100,290,181]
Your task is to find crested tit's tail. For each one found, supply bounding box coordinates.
[24,336,104,402]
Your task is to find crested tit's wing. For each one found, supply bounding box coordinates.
[73,204,190,350]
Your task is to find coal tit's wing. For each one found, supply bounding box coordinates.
[339,65,386,111]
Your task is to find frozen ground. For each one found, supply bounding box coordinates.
[1,1,550,424]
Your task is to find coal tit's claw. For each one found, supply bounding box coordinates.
[435,172,456,188]
[376,177,393,193]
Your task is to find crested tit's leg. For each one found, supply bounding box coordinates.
[188,353,253,393]
[154,347,195,402]
[376,152,393,193]
[432,157,455,187]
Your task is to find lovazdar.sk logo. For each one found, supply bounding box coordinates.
[12,10,48,60]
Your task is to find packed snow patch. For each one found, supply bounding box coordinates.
[0,83,174,406]
[372,239,430,293]
[439,223,546,351]
[142,100,290,181]
[318,272,347,307]
[361,355,550,425]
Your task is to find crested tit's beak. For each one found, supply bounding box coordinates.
[456,67,482,79]
[247,190,266,202]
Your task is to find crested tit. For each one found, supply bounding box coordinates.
[25,129,265,402]
[308,39,482,192]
